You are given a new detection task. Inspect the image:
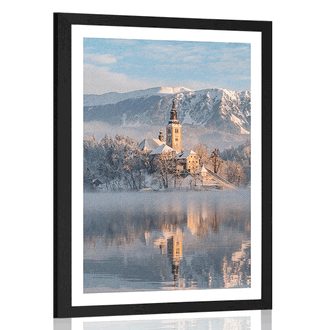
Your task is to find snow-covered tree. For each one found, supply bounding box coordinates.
[153,151,177,189]
[84,134,150,191]
[194,143,209,165]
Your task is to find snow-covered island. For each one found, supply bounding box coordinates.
[84,94,250,192]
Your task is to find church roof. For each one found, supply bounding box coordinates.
[150,144,175,155]
[139,138,164,151]
[177,150,197,159]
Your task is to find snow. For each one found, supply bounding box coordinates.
[240,127,250,135]
[200,165,208,175]
[177,150,197,159]
[230,114,250,134]
[182,112,195,125]
[149,144,175,155]
[158,86,192,94]
[230,114,243,126]
[84,86,251,135]
[139,138,164,151]
[84,86,192,106]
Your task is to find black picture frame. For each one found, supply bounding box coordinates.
[54,12,272,318]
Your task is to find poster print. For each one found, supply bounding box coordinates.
[54,13,272,317]
[83,38,252,293]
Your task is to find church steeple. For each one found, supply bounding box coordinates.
[169,99,179,124]
[158,130,164,142]
[166,97,182,152]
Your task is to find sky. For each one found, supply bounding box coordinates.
[84,38,250,95]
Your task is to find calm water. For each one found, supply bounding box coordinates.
[84,190,251,293]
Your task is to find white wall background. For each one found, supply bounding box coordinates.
[0,1,329,329]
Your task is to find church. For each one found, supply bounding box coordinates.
[139,98,199,173]
[139,98,236,189]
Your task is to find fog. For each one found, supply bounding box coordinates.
[84,121,249,150]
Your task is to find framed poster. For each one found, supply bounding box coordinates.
[54,13,272,318]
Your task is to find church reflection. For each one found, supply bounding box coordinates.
[154,225,184,286]
[84,191,251,291]
[151,200,251,289]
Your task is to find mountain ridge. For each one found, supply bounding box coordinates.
[84,86,192,106]
[84,87,251,134]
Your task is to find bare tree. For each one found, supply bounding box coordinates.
[194,143,209,165]
[210,148,223,174]
[226,161,245,186]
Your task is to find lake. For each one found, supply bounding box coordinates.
[84,190,251,293]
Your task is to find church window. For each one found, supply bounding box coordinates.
[175,128,179,133]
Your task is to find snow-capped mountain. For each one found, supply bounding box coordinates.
[84,86,191,106]
[84,87,251,134]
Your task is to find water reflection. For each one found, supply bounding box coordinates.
[223,241,251,288]
[154,226,184,286]
[84,190,250,292]
[54,311,272,330]
[84,316,251,330]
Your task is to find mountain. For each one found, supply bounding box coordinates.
[84,86,192,106]
[84,87,251,135]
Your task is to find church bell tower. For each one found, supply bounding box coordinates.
[166,98,182,152]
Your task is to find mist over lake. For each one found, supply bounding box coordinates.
[84,190,251,292]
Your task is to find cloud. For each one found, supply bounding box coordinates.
[83,63,248,95]
[84,53,117,65]
[84,64,154,94]
[83,39,251,92]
